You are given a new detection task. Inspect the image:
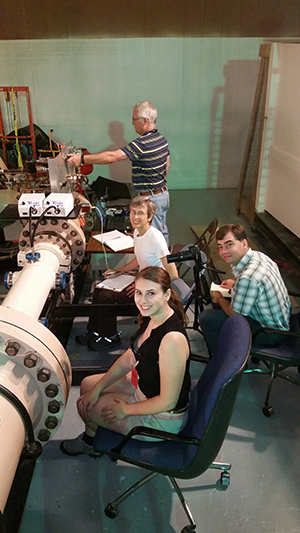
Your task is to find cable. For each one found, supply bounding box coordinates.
[30,205,58,249]
[29,205,33,250]
[0,251,18,261]
[0,384,35,445]
[91,205,110,271]
[0,242,19,253]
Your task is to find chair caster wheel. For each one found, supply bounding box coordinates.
[181,526,196,533]
[105,503,119,519]
[262,405,274,417]
[220,471,230,486]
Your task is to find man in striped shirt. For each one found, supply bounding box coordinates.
[67,101,170,244]
[199,224,291,355]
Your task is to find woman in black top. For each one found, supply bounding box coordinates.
[61,267,190,454]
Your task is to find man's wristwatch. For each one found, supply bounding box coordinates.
[81,153,85,165]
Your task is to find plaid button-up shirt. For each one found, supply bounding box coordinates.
[231,248,290,330]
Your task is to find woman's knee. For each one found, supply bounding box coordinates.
[80,374,104,395]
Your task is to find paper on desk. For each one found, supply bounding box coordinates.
[210,281,231,298]
[96,274,135,292]
[92,230,134,251]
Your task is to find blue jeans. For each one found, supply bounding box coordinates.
[199,309,285,355]
[148,188,170,245]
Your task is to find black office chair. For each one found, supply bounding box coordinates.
[244,311,300,417]
[170,216,221,280]
[93,314,251,533]
[90,175,132,202]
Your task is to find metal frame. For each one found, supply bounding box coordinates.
[0,86,37,167]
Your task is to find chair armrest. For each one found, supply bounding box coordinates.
[111,425,200,454]
[288,291,300,298]
[252,326,300,341]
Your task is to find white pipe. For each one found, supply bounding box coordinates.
[0,308,72,513]
[1,249,60,320]
[0,396,25,511]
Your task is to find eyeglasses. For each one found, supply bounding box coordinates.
[132,117,145,122]
[217,242,235,251]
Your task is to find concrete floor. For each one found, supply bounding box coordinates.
[17,189,300,533]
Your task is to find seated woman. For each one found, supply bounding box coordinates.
[60,266,191,455]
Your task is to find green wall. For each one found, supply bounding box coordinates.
[0,38,262,188]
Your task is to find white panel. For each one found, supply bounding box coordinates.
[265,154,300,237]
[261,43,300,235]
[0,38,261,189]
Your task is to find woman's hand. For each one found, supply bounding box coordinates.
[101,398,128,424]
[77,389,99,420]
[126,282,135,298]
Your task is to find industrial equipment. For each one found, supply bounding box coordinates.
[0,150,91,518]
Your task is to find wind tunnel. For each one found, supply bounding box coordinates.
[0,150,90,516]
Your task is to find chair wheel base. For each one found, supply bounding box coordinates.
[262,405,274,417]
[105,503,119,519]
[220,471,230,486]
[181,526,196,533]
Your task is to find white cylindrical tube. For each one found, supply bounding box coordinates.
[0,395,25,511]
[1,249,60,320]
[0,306,72,511]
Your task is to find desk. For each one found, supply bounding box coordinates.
[86,231,134,254]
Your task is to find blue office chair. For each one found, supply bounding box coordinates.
[93,314,251,533]
[244,311,300,417]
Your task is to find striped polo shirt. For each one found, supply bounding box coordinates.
[121,129,169,192]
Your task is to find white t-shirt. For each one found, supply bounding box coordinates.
[134,226,169,270]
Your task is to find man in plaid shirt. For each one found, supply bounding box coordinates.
[200,224,291,354]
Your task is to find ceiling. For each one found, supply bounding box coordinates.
[1,0,300,40]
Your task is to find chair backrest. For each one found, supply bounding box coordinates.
[90,175,132,201]
[169,246,207,271]
[180,314,251,478]
[195,216,221,252]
